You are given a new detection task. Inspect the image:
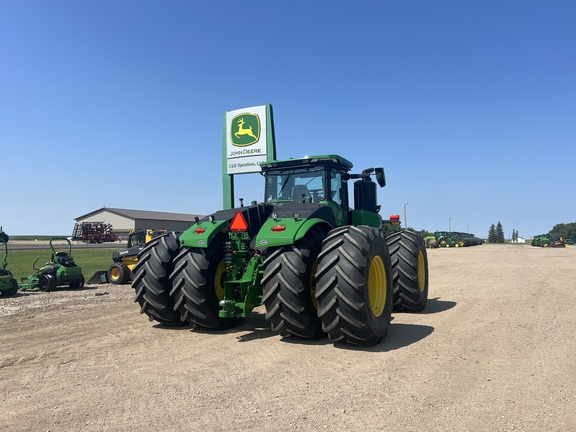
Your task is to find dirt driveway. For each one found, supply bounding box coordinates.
[1,244,575,431]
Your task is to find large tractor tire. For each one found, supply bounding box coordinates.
[386,230,429,311]
[131,232,183,326]
[108,262,130,284]
[315,226,393,346]
[261,228,325,339]
[170,235,239,330]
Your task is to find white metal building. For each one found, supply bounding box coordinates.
[74,207,203,240]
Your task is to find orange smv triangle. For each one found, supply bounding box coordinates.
[230,212,248,232]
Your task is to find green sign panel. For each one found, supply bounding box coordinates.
[230,113,261,146]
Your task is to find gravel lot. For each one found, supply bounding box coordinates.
[1,243,575,431]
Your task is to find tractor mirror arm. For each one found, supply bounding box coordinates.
[343,167,386,187]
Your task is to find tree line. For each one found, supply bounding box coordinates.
[548,222,576,242]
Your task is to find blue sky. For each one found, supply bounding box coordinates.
[1,0,574,238]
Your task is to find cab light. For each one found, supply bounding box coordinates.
[195,227,206,234]
[271,225,286,232]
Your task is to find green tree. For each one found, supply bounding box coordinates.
[549,222,576,243]
[496,222,505,243]
[488,224,496,243]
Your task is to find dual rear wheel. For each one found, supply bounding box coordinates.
[132,227,428,346]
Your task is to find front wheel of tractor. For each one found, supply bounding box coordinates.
[386,230,429,311]
[315,226,393,346]
[108,262,130,284]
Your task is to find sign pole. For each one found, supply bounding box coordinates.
[222,104,276,210]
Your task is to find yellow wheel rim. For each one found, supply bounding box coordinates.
[110,267,120,280]
[368,255,387,317]
[215,260,226,301]
[310,260,319,310]
[418,251,426,292]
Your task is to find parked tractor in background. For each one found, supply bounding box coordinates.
[531,234,567,248]
[132,155,429,346]
[435,231,483,247]
[107,229,167,284]
[0,227,18,297]
[19,238,85,292]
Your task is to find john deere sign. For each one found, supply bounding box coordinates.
[222,104,277,209]
[225,104,275,175]
[230,113,260,146]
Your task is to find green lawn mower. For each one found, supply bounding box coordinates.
[19,237,85,292]
[0,227,18,297]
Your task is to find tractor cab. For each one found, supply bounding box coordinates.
[261,155,386,228]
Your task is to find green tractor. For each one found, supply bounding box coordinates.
[19,238,85,292]
[0,227,18,297]
[435,231,456,247]
[132,155,429,346]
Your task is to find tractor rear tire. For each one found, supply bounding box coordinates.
[262,228,325,339]
[131,232,184,326]
[170,235,239,330]
[108,262,130,284]
[315,226,393,346]
[39,274,56,292]
[386,230,429,311]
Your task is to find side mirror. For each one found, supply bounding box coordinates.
[375,168,386,187]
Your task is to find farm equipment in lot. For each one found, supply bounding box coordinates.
[19,238,85,292]
[103,229,168,284]
[72,222,119,243]
[531,234,566,248]
[0,227,18,297]
[435,231,483,247]
[132,154,429,346]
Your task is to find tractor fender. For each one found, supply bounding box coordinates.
[179,220,228,249]
[255,217,332,248]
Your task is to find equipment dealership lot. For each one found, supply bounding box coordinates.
[1,244,575,431]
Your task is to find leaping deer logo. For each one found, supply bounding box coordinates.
[234,117,258,140]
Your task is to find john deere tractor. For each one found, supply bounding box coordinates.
[0,227,18,297]
[132,155,428,346]
[19,238,84,292]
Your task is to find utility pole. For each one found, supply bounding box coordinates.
[449,216,454,232]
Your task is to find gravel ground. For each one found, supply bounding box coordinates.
[1,243,575,431]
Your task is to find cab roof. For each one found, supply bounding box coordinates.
[260,155,353,172]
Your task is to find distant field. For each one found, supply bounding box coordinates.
[4,248,118,281]
[8,235,70,241]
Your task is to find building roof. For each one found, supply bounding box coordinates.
[75,207,203,222]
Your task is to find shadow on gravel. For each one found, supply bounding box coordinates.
[402,297,456,314]
[150,311,280,340]
[150,300,451,347]
[332,323,435,353]
[235,311,279,342]
[153,322,193,331]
